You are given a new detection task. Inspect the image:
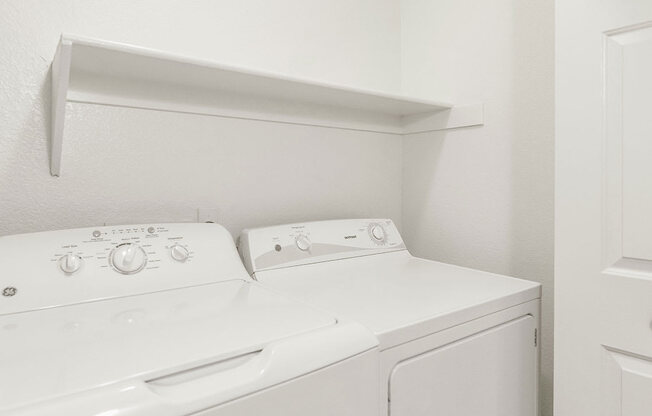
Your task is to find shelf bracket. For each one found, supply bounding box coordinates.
[50,38,72,177]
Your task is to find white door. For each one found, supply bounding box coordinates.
[556,1,652,415]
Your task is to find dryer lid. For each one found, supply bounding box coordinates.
[0,280,374,414]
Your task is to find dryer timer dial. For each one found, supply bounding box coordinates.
[368,224,387,244]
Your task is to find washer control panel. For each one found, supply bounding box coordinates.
[0,223,248,315]
[238,219,406,275]
[46,224,196,277]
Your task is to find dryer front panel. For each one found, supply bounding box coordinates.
[389,315,537,416]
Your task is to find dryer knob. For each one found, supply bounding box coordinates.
[369,224,387,243]
[371,225,385,241]
[295,235,311,251]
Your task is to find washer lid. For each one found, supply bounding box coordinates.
[255,251,541,350]
[0,280,370,413]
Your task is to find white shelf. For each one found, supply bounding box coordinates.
[50,34,484,176]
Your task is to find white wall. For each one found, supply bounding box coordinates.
[0,0,402,237]
[1,2,554,413]
[399,1,555,415]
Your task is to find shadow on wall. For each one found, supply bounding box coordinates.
[509,1,554,416]
[400,130,444,247]
[401,124,486,265]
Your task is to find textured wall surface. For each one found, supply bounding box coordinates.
[400,1,555,415]
[0,0,402,236]
[1,2,554,414]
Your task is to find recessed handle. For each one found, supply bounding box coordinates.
[147,350,261,387]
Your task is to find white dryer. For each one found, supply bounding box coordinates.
[238,219,542,416]
[0,223,379,416]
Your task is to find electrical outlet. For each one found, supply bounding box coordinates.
[197,208,220,224]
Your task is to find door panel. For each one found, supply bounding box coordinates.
[389,316,536,416]
[602,349,652,416]
[605,24,652,267]
[602,23,652,358]
[556,1,652,414]
[612,26,652,261]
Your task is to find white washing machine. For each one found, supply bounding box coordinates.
[0,223,379,416]
[238,219,542,416]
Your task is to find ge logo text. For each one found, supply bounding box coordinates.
[2,287,17,297]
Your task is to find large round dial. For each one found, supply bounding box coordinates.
[295,235,312,251]
[58,253,83,274]
[368,223,387,244]
[110,243,147,275]
[170,244,189,262]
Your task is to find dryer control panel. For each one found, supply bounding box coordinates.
[238,219,406,275]
[0,223,249,315]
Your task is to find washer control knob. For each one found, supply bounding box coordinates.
[369,224,387,243]
[295,235,311,251]
[170,244,190,262]
[58,254,83,274]
[110,243,147,275]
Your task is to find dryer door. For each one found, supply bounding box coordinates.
[389,315,537,416]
